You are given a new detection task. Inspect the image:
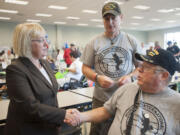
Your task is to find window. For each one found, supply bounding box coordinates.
[164,32,180,49]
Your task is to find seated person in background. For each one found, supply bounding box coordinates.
[141,42,147,55]
[65,50,83,81]
[47,55,56,71]
[65,48,180,135]
[56,48,66,71]
[0,50,5,62]
[0,84,7,90]
[146,46,153,55]
[154,41,161,50]
[0,50,14,69]
[70,43,76,51]
[167,41,180,61]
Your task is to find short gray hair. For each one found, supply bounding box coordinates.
[13,23,46,59]
[155,66,172,83]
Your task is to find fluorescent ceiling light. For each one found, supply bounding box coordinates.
[0,9,18,14]
[157,9,174,13]
[176,13,180,15]
[90,19,102,22]
[158,8,180,13]
[36,13,52,17]
[48,5,67,10]
[26,19,41,22]
[77,23,88,26]
[175,8,180,10]
[67,16,80,20]
[131,23,140,25]
[104,1,123,5]
[5,0,28,5]
[132,16,144,19]
[151,18,160,21]
[96,25,104,28]
[166,20,176,23]
[0,17,11,20]
[134,5,150,10]
[82,10,97,14]
[54,22,66,24]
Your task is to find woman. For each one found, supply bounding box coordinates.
[4,23,79,135]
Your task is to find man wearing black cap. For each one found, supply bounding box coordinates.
[67,48,180,135]
[80,2,141,135]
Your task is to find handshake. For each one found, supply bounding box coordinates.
[64,109,82,126]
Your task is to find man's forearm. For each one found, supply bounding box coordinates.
[82,64,97,82]
[80,107,111,123]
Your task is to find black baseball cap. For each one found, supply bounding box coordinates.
[135,48,180,76]
[102,2,121,17]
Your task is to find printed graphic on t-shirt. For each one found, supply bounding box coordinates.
[120,101,166,135]
[98,46,130,78]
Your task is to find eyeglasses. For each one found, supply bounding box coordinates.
[138,64,164,73]
[31,37,50,44]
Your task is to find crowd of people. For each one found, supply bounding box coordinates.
[141,40,180,63]
[0,49,16,70]
[2,1,180,135]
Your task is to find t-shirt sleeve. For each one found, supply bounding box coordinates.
[127,34,141,53]
[103,89,120,115]
[80,40,95,67]
[127,34,141,67]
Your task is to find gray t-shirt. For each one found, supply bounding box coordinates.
[104,82,180,135]
[81,31,141,102]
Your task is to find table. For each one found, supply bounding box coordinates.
[57,90,92,108]
[0,89,92,122]
[69,87,94,99]
[0,79,5,84]
[0,99,9,124]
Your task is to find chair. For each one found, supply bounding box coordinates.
[69,78,79,90]
[69,75,88,90]
[79,75,88,88]
[61,75,89,91]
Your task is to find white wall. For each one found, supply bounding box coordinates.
[0,22,18,47]
[0,21,148,49]
[56,25,104,49]
[42,24,57,49]
[57,26,148,49]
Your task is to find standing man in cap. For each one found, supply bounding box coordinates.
[66,48,180,135]
[80,2,141,135]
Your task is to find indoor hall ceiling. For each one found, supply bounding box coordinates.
[0,0,180,31]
